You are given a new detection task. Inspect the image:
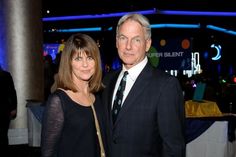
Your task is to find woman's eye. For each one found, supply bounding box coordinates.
[87,56,94,60]
[75,57,82,60]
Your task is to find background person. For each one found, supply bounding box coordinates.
[0,65,17,153]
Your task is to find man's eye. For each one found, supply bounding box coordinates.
[119,36,127,41]
[134,38,141,42]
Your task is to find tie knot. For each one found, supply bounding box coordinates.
[122,71,128,81]
[123,71,128,77]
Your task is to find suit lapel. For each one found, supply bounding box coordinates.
[104,71,121,127]
[114,63,153,126]
[107,71,120,111]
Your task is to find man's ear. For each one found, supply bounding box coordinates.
[146,39,152,52]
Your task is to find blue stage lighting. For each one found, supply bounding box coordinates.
[43,9,157,21]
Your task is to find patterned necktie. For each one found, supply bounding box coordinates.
[112,71,128,124]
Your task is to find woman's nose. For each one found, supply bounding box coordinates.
[82,59,88,66]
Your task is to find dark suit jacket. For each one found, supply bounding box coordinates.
[102,63,186,157]
[0,69,17,117]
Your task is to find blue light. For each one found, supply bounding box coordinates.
[107,27,113,31]
[210,44,222,60]
[151,23,200,29]
[43,44,60,60]
[0,7,6,69]
[206,25,236,36]
[43,9,157,22]
[160,10,236,17]
[51,27,102,32]
[48,24,200,33]
[45,24,236,37]
[43,9,236,22]
[203,51,208,59]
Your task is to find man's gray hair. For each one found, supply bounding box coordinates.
[116,13,151,40]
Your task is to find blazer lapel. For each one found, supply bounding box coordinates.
[114,63,153,126]
[107,71,120,110]
[105,71,121,127]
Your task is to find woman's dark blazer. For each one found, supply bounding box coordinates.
[102,62,186,157]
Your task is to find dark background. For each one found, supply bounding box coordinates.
[41,0,236,74]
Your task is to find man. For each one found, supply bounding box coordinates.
[0,66,17,152]
[102,13,186,157]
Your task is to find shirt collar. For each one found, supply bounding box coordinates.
[122,57,148,81]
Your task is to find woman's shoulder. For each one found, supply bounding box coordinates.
[47,89,67,102]
[52,88,67,96]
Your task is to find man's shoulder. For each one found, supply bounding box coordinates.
[151,68,179,84]
[152,68,170,77]
[0,70,13,84]
[0,69,7,74]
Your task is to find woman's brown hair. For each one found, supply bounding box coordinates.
[56,33,103,93]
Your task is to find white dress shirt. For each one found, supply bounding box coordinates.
[112,57,148,109]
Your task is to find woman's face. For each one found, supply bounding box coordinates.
[71,51,95,82]
[116,20,151,69]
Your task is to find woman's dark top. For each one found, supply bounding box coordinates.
[41,89,102,157]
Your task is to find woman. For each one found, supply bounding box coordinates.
[41,33,107,157]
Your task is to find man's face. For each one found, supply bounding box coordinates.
[116,20,151,69]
